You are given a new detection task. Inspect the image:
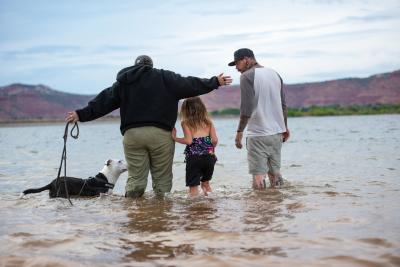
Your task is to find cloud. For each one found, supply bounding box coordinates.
[256,52,285,58]
[180,47,219,54]
[185,32,260,46]
[290,50,328,58]
[341,11,400,23]
[163,0,251,16]
[303,28,394,42]
[0,44,153,64]
[1,0,399,93]
[304,61,400,82]
[2,63,119,94]
[0,45,82,57]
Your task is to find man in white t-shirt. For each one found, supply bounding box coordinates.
[228,48,290,188]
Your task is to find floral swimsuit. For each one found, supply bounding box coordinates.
[184,136,216,161]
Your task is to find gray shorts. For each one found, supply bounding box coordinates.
[246,134,283,175]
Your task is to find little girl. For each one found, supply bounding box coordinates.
[172,97,218,197]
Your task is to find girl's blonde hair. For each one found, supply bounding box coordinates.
[180,97,211,131]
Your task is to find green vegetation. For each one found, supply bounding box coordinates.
[287,104,400,116]
[3,104,399,124]
[210,104,400,117]
[210,108,240,116]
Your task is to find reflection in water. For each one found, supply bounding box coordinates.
[120,195,220,261]
[117,188,293,262]
[180,198,218,231]
[120,197,183,261]
[123,197,177,233]
[242,190,286,233]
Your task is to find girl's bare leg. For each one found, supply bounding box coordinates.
[201,181,212,196]
[188,186,200,197]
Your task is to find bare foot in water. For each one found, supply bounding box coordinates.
[188,186,200,198]
[201,181,212,196]
[253,175,266,189]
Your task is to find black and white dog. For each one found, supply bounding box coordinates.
[20,159,127,198]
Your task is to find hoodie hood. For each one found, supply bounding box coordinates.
[116,65,153,84]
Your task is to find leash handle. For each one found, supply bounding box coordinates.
[57,122,80,205]
[63,122,79,141]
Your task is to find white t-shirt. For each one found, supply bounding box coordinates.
[240,65,286,136]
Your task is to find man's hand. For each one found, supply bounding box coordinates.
[65,111,79,123]
[235,131,243,149]
[283,129,290,142]
[217,73,233,86]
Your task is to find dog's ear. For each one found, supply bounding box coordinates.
[106,159,112,166]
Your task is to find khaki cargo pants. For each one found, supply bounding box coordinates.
[123,126,175,197]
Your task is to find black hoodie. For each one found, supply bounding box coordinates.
[76,65,221,135]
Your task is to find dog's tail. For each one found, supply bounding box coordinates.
[20,183,52,198]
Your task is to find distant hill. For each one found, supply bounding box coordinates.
[1,70,399,122]
[202,69,400,109]
[0,84,94,122]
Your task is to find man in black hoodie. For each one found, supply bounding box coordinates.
[66,55,232,198]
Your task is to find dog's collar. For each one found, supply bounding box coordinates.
[105,183,114,189]
[95,173,115,189]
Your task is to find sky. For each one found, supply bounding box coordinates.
[0,0,399,95]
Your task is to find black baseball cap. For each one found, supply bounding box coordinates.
[228,48,255,66]
[135,55,153,67]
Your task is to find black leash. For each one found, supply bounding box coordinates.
[56,122,79,205]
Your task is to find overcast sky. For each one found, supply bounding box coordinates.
[0,0,399,94]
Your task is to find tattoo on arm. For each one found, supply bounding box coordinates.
[237,115,250,132]
[280,77,288,130]
[283,107,288,129]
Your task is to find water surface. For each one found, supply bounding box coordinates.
[0,115,399,266]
